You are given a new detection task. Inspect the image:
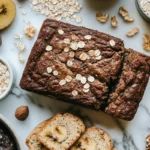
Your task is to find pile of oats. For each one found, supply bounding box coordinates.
[139,0,150,18]
[0,62,10,95]
[29,0,82,23]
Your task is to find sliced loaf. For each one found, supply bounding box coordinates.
[26,121,49,150]
[71,126,113,150]
[37,113,85,150]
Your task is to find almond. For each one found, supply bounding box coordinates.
[15,106,29,121]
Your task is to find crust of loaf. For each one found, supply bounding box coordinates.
[26,120,49,150]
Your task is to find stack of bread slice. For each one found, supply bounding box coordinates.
[26,113,114,150]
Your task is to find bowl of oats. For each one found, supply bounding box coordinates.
[136,0,150,22]
[0,57,14,100]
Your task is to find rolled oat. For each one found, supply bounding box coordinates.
[30,0,82,23]
[0,61,10,95]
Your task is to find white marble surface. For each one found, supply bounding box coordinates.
[0,0,150,149]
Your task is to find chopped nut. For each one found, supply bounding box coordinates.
[84,35,92,40]
[96,12,109,23]
[143,34,150,51]
[81,76,87,84]
[77,41,85,48]
[119,6,128,17]
[47,67,52,73]
[110,40,116,47]
[67,60,73,67]
[59,80,66,86]
[119,6,134,22]
[65,75,72,82]
[124,15,134,22]
[146,135,150,150]
[15,106,29,121]
[111,16,118,27]
[88,76,95,83]
[70,42,78,51]
[53,70,58,76]
[72,90,78,96]
[126,27,139,37]
[79,53,88,61]
[46,45,53,51]
[58,29,64,35]
[24,25,36,39]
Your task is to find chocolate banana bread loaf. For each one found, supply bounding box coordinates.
[20,19,150,121]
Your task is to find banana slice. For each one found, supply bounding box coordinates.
[0,0,16,30]
[50,125,68,143]
[41,125,68,143]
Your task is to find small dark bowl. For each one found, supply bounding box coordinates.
[0,114,24,150]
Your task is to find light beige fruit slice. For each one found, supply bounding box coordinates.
[0,0,16,30]
[26,121,49,150]
[71,126,113,150]
[37,113,85,150]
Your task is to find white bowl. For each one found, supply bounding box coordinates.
[135,0,150,22]
[0,114,24,150]
[0,57,14,100]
